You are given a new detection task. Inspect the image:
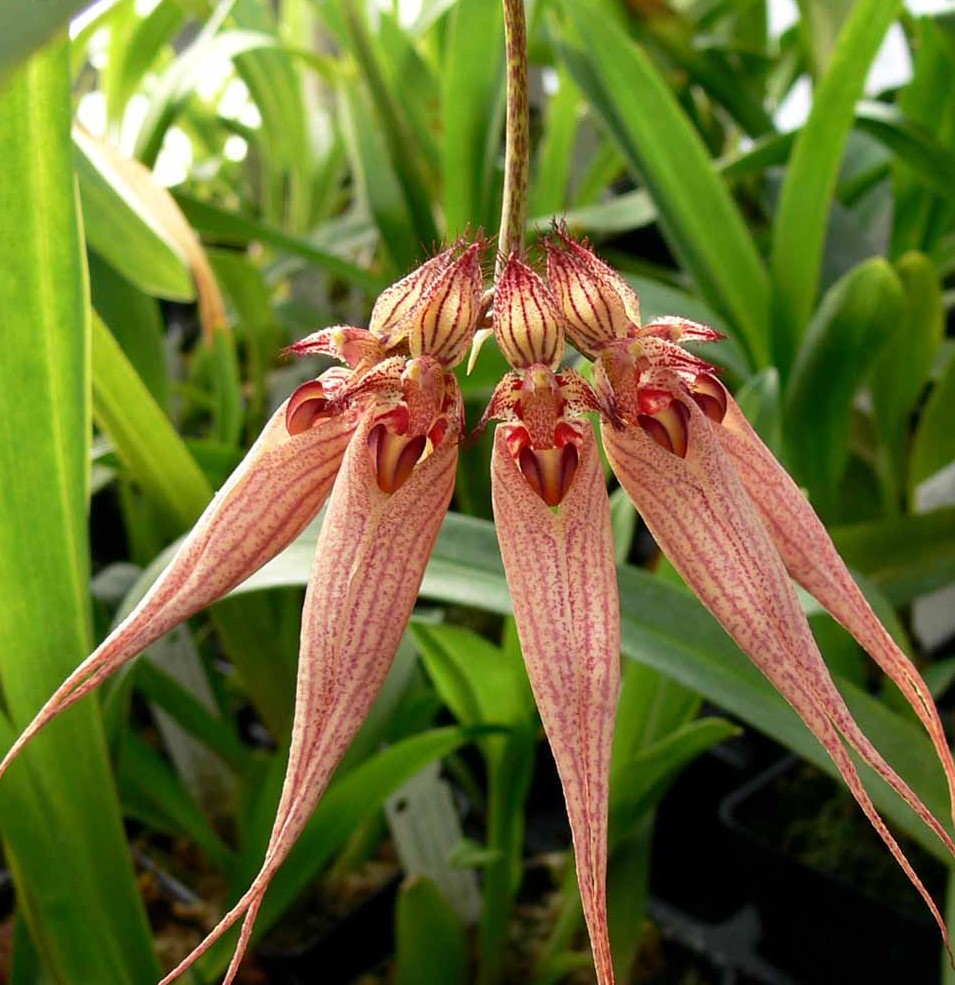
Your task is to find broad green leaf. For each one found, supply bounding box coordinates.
[734,366,783,457]
[869,252,943,501]
[75,127,194,301]
[557,0,769,368]
[442,0,505,236]
[102,0,185,127]
[911,343,955,493]
[770,0,902,374]
[530,64,581,220]
[0,0,95,85]
[200,727,475,978]
[832,506,955,607]
[0,45,160,983]
[412,623,534,733]
[92,313,211,531]
[396,876,469,985]
[784,258,904,520]
[610,718,739,838]
[794,0,855,76]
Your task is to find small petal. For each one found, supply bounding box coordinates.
[493,253,565,369]
[0,402,357,782]
[603,400,955,954]
[717,392,955,829]
[157,408,459,985]
[492,427,620,985]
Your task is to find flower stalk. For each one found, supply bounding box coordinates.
[498,0,529,269]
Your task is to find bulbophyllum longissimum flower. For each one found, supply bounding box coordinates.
[3,227,955,985]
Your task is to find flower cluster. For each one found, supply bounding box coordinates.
[2,232,954,985]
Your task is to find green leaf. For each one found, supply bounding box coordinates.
[176,192,386,294]
[200,727,475,977]
[339,74,421,271]
[734,366,783,457]
[869,251,943,502]
[411,622,534,733]
[0,45,160,983]
[856,101,955,207]
[88,252,170,410]
[0,0,96,85]
[92,312,211,531]
[396,876,469,985]
[75,127,194,301]
[442,0,505,235]
[892,17,955,257]
[118,733,235,869]
[341,5,438,249]
[770,0,902,373]
[556,0,770,368]
[832,507,955,606]
[911,345,955,492]
[784,257,904,520]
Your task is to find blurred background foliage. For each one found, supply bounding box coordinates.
[1,0,955,982]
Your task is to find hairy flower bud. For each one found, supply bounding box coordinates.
[493,253,565,370]
[408,241,485,366]
[544,229,640,357]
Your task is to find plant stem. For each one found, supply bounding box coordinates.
[497,0,529,271]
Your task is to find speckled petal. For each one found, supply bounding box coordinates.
[0,402,357,782]
[717,393,955,831]
[603,402,954,954]
[157,410,459,985]
[492,427,620,985]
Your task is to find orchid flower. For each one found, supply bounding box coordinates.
[0,237,624,984]
[4,225,955,985]
[542,227,955,959]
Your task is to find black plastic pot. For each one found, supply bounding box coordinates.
[719,756,944,984]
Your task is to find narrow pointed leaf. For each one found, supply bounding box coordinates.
[492,429,619,985]
[770,0,902,372]
[557,0,770,367]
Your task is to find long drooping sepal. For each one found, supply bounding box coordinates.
[157,411,459,985]
[715,393,955,830]
[603,402,955,953]
[0,401,357,783]
[491,428,620,985]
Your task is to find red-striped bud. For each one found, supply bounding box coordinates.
[544,229,640,357]
[493,254,565,370]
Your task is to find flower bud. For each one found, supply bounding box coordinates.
[368,246,456,345]
[544,231,640,357]
[493,254,565,370]
[408,241,485,366]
